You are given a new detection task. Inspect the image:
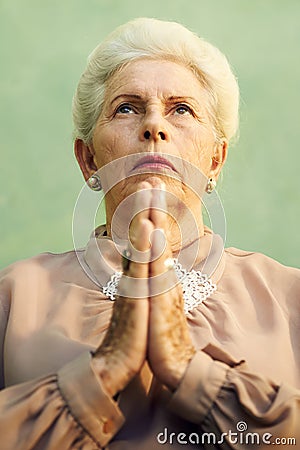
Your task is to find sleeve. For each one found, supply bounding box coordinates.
[168,346,300,448]
[0,268,125,450]
[0,352,125,449]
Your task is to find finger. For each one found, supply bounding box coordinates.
[149,228,167,263]
[148,182,169,262]
[129,181,153,258]
[149,233,180,303]
[149,192,182,300]
[131,181,153,226]
[149,180,168,228]
[119,182,154,297]
[149,184,172,275]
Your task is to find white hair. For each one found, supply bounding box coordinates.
[72,18,239,144]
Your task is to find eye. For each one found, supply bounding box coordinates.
[115,103,135,114]
[173,104,193,115]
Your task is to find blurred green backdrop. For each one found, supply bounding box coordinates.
[0,0,299,269]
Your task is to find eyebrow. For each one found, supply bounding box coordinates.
[111,94,199,106]
[111,94,143,105]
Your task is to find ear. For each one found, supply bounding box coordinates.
[74,139,98,181]
[209,139,228,181]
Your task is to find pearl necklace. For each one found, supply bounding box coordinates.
[102,258,216,314]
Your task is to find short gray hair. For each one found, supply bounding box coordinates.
[72,18,239,144]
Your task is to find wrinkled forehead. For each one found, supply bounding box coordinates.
[104,58,210,104]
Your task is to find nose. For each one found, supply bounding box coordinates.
[139,111,170,142]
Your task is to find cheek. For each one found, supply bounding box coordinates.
[93,124,137,167]
[183,130,214,172]
[93,130,121,166]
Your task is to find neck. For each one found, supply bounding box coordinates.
[105,201,205,255]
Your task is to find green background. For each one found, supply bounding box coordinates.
[0,0,299,270]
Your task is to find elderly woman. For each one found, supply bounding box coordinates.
[0,18,299,450]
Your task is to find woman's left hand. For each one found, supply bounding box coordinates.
[145,178,196,391]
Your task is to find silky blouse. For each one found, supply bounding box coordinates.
[0,228,299,449]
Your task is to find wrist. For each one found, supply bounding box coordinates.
[91,352,136,398]
[160,349,196,392]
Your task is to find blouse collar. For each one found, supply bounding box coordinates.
[81,225,226,290]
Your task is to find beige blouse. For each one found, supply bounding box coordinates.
[0,228,299,449]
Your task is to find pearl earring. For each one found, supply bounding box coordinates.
[87,174,102,191]
[206,178,216,194]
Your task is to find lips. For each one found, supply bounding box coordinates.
[131,155,178,173]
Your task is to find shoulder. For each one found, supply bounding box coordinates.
[223,246,300,306]
[0,249,85,287]
[225,246,299,275]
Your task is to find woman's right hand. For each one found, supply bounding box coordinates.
[92,183,153,397]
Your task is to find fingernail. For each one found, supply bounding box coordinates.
[159,189,166,203]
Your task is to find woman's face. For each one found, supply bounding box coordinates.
[78,58,227,227]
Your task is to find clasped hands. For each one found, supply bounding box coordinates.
[93,178,196,397]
